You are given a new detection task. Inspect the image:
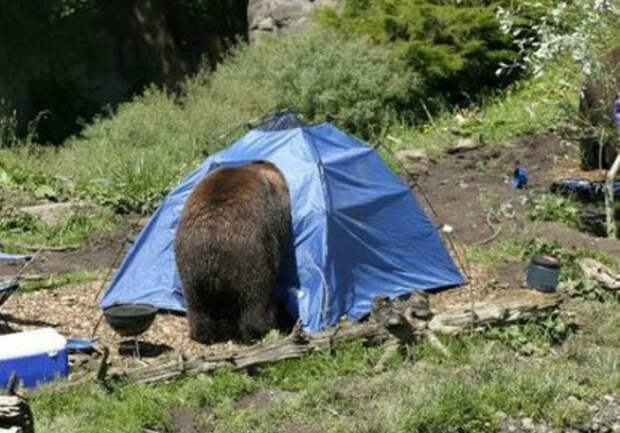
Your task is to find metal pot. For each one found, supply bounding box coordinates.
[103,304,157,337]
[526,255,560,293]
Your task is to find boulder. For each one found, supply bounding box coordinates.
[448,137,484,154]
[19,201,94,226]
[395,149,432,179]
[248,0,341,40]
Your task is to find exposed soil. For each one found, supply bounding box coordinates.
[0,281,238,370]
[234,388,297,410]
[170,407,200,433]
[0,230,134,278]
[531,221,620,257]
[1,134,610,281]
[414,135,577,245]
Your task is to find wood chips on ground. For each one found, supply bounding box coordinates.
[0,254,530,378]
[0,281,239,374]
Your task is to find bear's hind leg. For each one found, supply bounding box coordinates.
[187,307,216,344]
[238,298,278,342]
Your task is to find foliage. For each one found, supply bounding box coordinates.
[496,0,620,77]
[0,206,118,249]
[198,27,416,138]
[520,237,619,302]
[1,28,415,214]
[0,0,248,144]
[527,194,582,229]
[385,62,579,156]
[484,313,576,356]
[468,236,619,303]
[497,0,620,232]
[0,101,19,148]
[316,0,522,105]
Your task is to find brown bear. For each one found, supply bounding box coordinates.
[174,161,291,344]
[579,45,620,169]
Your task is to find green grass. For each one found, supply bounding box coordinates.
[0,29,581,215]
[382,63,579,157]
[0,207,119,251]
[31,308,620,433]
[527,194,583,229]
[18,268,105,293]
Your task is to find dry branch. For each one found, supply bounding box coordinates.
[427,292,560,334]
[579,258,620,290]
[0,396,34,433]
[6,243,79,252]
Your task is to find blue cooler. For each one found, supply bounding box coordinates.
[0,328,69,388]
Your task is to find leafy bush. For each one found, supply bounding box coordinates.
[192,27,417,138]
[316,0,519,105]
[527,194,582,229]
[2,28,415,214]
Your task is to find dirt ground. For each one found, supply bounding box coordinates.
[0,227,136,278]
[413,135,595,245]
[0,134,616,378]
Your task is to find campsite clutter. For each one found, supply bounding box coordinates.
[0,113,616,395]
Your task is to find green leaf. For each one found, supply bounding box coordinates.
[34,184,57,199]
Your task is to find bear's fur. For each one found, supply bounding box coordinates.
[579,45,620,169]
[174,161,291,344]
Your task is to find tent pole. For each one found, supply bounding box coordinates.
[376,142,471,282]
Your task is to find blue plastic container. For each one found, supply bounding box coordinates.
[0,328,68,388]
[526,255,560,293]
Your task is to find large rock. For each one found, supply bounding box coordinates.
[248,0,340,40]
[19,201,94,226]
[395,149,432,180]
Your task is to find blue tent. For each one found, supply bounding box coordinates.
[99,117,464,332]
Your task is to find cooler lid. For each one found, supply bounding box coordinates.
[0,328,67,360]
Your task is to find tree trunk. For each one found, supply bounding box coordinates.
[605,152,620,239]
[0,396,34,433]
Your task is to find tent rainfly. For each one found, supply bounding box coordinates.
[99,114,464,332]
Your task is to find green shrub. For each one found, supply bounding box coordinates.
[316,0,519,104]
[527,194,582,228]
[3,28,415,214]
[190,27,417,138]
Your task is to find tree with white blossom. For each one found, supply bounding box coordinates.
[497,0,620,238]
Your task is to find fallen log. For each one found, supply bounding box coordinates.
[579,258,620,290]
[428,291,561,334]
[0,396,34,433]
[36,290,561,394]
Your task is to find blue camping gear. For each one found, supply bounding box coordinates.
[550,178,620,202]
[512,167,529,189]
[99,116,464,332]
[0,283,19,328]
[66,337,98,354]
[0,328,68,389]
[614,94,620,130]
[0,251,33,264]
